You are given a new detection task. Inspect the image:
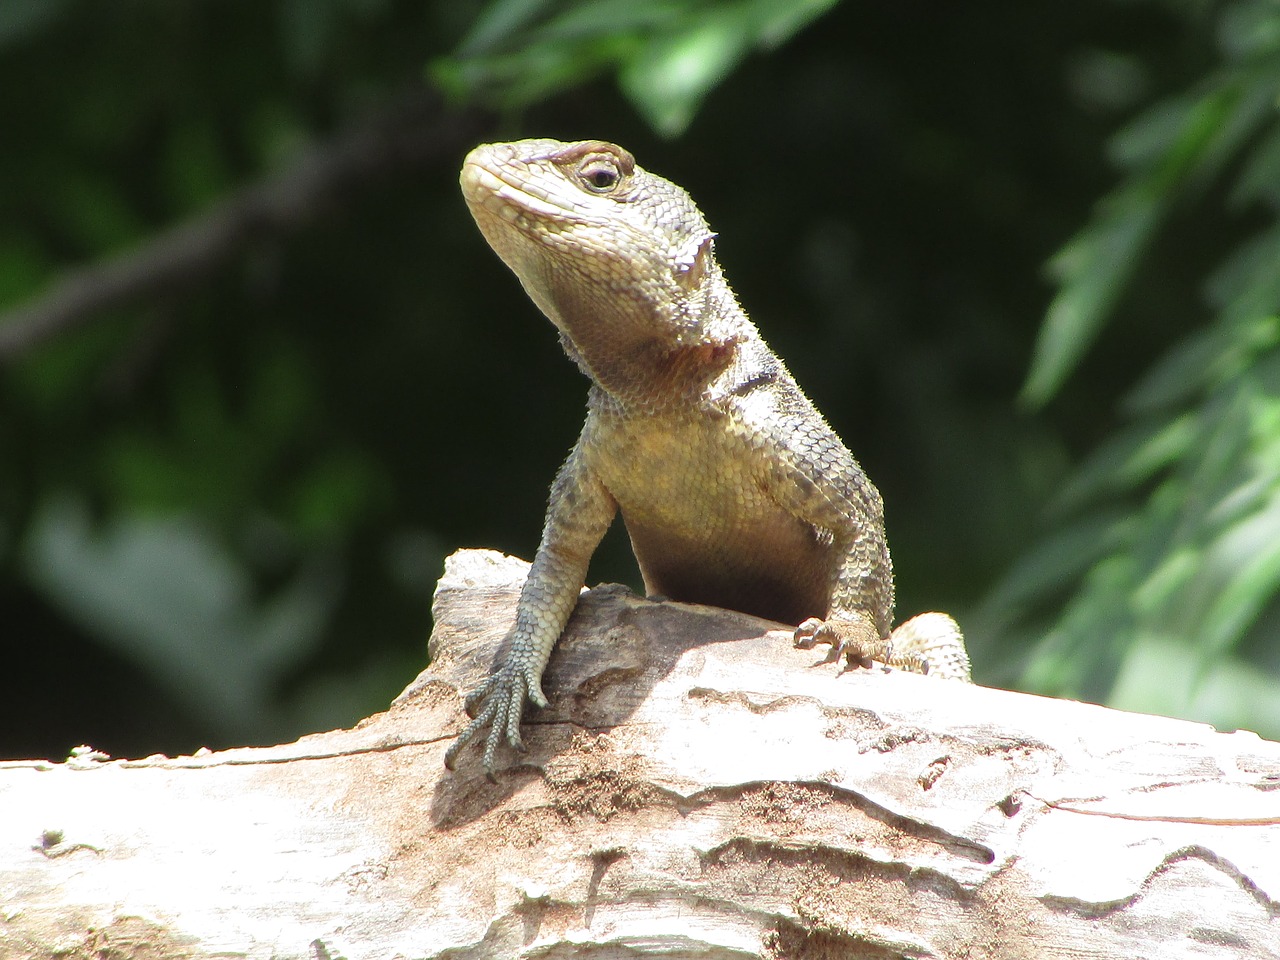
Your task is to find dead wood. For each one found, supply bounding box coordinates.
[2,548,1278,959]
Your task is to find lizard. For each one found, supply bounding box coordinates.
[446,138,970,776]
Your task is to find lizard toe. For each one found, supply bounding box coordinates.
[793,617,825,650]
[444,697,497,770]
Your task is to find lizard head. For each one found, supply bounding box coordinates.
[461,139,743,394]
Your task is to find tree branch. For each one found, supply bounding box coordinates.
[0,87,479,360]
[3,548,1278,958]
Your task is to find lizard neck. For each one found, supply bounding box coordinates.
[554,260,759,411]
[565,326,746,410]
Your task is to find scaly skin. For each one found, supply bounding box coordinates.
[446,139,970,777]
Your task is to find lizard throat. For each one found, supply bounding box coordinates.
[573,333,744,408]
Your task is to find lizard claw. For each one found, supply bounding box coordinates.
[793,613,894,672]
[794,617,836,657]
[445,661,549,779]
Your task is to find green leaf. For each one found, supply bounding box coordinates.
[1108,93,1203,171]
[1229,123,1280,208]
[1204,227,1280,323]
[1111,637,1280,738]
[1020,185,1162,407]
[1199,490,1280,658]
[438,0,844,136]
[1217,0,1280,61]
[457,0,558,56]
[621,10,750,137]
[978,510,1128,615]
[1123,327,1227,415]
[1132,545,1199,618]
[1023,79,1276,406]
[1022,553,1134,699]
[750,0,841,48]
[1050,414,1198,515]
[537,0,680,42]
[21,496,337,740]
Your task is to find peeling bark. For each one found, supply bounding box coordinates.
[2,548,1278,959]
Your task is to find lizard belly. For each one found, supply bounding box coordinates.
[588,414,834,625]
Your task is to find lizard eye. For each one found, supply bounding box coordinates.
[579,159,622,193]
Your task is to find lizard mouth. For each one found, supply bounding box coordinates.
[461,149,597,230]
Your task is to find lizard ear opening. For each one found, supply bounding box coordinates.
[675,234,716,291]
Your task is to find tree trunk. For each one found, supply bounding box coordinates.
[3,548,1278,959]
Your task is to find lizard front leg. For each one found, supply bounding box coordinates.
[795,544,970,681]
[445,440,616,777]
[793,536,904,670]
[788,522,967,680]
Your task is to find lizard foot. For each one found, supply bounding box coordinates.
[795,613,928,675]
[794,611,971,681]
[443,662,549,779]
[794,612,908,672]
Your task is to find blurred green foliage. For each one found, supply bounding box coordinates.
[437,0,840,135]
[1,0,1277,758]
[987,0,1280,733]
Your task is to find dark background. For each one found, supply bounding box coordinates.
[3,0,1278,759]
